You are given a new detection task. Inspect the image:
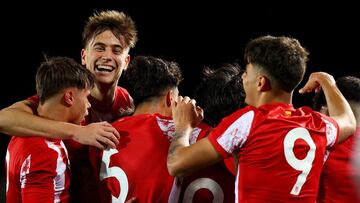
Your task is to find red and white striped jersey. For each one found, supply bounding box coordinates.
[25,86,133,203]
[6,136,70,203]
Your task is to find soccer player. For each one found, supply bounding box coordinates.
[6,57,94,203]
[91,55,209,203]
[178,64,245,203]
[316,76,360,202]
[0,10,138,202]
[167,35,356,202]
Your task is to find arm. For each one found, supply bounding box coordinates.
[299,72,356,143]
[0,100,119,149]
[167,96,222,177]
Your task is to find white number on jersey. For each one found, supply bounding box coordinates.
[100,149,129,203]
[283,127,316,195]
[182,178,224,203]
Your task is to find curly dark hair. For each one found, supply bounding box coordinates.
[194,64,245,127]
[121,56,183,106]
[244,35,309,93]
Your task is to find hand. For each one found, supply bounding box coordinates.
[126,197,137,203]
[299,72,335,94]
[72,121,120,149]
[172,96,203,130]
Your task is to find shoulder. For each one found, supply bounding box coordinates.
[8,137,60,164]
[114,86,134,110]
[116,86,130,98]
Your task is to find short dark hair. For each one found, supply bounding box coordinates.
[244,35,309,92]
[121,56,183,106]
[82,10,138,49]
[36,57,94,104]
[312,75,360,111]
[336,76,360,103]
[194,64,245,127]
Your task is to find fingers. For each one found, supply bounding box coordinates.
[299,79,318,94]
[125,197,138,203]
[182,96,191,103]
[103,125,120,139]
[93,141,106,150]
[196,106,204,120]
[97,133,117,149]
[176,96,196,105]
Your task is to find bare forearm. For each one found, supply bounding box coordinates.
[167,129,222,177]
[167,129,191,176]
[320,74,356,141]
[0,108,77,139]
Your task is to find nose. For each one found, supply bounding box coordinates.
[101,48,114,61]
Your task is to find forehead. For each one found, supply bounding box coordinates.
[88,30,126,47]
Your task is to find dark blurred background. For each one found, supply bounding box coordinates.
[1,1,359,201]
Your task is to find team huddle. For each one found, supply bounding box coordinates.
[1,10,359,203]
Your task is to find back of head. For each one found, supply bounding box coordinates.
[336,76,360,103]
[122,56,183,106]
[82,10,138,49]
[36,57,94,104]
[194,64,245,127]
[313,75,360,112]
[244,35,309,93]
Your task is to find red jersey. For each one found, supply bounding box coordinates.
[208,103,339,203]
[6,136,70,203]
[91,113,209,203]
[317,127,360,203]
[25,86,133,203]
[178,122,235,203]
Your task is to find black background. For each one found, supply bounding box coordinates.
[1,1,359,200]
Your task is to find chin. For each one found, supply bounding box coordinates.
[97,80,117,86]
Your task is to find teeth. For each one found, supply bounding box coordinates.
[96,65,114,72]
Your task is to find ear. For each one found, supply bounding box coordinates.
[81,49,86,65]
[63,90,75,107]
[123,54,131,70]
[258,75,272,92]
[166,91,172,107]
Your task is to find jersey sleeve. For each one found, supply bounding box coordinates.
[208,109,255,158]
[321,115,340,148]
[21,144,61,203]
[25,95,39,115]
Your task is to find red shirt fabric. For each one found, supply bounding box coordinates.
[91,114,210,203]
[178,122,236,203]
[317,127,360,203]
[208,103,339,203]
[25,86,133,203]
[6,136,70,203]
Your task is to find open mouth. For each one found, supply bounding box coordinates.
[95,65,115,73]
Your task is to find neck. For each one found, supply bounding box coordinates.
[91,83,116,107]
[133,97,171,117]
[255,90,292,107]
[37,98,69,123]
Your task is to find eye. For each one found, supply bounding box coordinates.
[94,46,105,51]
[113,48,122,55]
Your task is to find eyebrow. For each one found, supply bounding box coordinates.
[93,42,124,49]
